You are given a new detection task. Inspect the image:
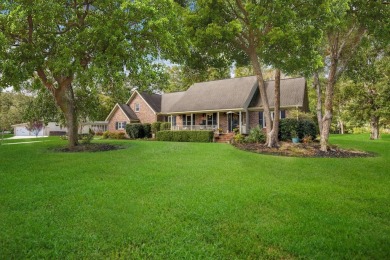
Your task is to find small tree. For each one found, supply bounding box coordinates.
[26,121,44,137]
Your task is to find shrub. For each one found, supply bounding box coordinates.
[160,122,171,131]
[126,123,144,139]
[157,130,213,142]
[142,123,152,138]
[88,128,95,136]
[279,118,317,141]
[102,131,110,139]
[117,132,126,139]
[279,118,299,141]
[78,133,93,144]
[297,119,317,140]
[151,122,161,134]
[246,125,266,143]
[234,133,245,143]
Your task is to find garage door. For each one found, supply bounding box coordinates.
[15,126,44,136]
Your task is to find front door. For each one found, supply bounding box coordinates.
[228,113,239,132]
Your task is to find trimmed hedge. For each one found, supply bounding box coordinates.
[157,130,214,142]
[126,123,144,139]
[279,118,317,141]
[151,122,161,134]
[160,122,171,131]
[143,123,152,138]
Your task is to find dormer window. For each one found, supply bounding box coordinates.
[135,103,140,112]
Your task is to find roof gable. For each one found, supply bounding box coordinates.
[167,76,258,113]
[249,77,307,109]
[105,103,139,121]
[126,90,162,113]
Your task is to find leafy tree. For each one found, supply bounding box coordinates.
[25,120,44,137]
[164,65,230,93]
[184,0,325,147]
[315,0,390,150]
[341,40,390,139]
[0,0,186,148]
[0,91,32,131]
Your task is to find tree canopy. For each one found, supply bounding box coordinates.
[0,0,187,147]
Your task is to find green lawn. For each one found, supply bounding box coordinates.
[0,134,389,259]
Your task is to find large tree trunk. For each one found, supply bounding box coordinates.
[370,115,380,140]
[54,82,79,148]
[248,49,273,145]
[268,69,280,148]
[313,72,323,134]
[37,71,78,148]
[320,55,338,151]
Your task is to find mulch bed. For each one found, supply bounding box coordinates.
[233,142,374,158]
[53,143,124,153]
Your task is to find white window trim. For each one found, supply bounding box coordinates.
[263,111,284,128]
[135,103,140,112]
[116,121,126,130]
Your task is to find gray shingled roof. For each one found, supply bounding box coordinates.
[139,92,162,112]
[249,77,306,108]
[167,76,258,113]
[118,104,139,120]
[160,91,186,113]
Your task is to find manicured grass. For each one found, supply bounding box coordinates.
[0,134,389,258]
[0,133,13,139]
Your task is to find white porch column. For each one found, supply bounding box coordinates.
[239,111,242,134]
[245,109,249,134]
[217,112,220,130]
[191,113,193,130]
[170,115,173,130]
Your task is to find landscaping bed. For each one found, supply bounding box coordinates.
[233,141,373,158]
[53,143,124,152]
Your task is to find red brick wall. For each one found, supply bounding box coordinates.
[107,107,130,133]
[219,113,228,133]
[249,111,259,130]
[129,94,157,124]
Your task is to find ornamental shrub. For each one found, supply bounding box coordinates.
[246,125,266,143]
[279,118,317,141]
[157,130,213,142]
[126,123,144,139]
[78,133,94,144]
[279,118,299,141]
[160,122,171,131]
[297,119,317,140]
[233,133,245,143]
[151,122,161,134]
[142,123,152,138]
[102,131,110,139]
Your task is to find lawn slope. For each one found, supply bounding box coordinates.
[0,134,389,259]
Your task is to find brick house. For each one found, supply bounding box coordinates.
[105,76,309,135]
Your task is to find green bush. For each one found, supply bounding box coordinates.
[279,118,299,141]
[297,119,317,140]
[157,130,213,142]
[246,125,266,143]
[279,118,317,141]
[102,131,110,139]
[142,123,152,138]
[126,123,144,139]
[234,133,245,143]
[78,133,94,144]
[151,122,161,134]
[160,122,171,131]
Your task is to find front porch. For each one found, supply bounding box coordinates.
[166,111,249,134]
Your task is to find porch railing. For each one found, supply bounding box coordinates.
[172,125,217,131]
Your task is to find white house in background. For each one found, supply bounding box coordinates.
[12,121,108,137]
[12,123,46,137]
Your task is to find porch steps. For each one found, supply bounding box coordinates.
[215,133,235,143]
